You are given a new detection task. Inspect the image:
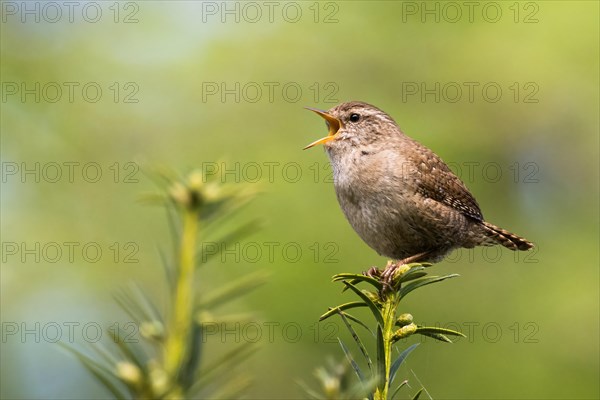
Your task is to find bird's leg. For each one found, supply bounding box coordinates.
[381,251,431,286]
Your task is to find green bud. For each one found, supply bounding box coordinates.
[148,360,169,395]
[202,181,222,202]
[396,313,414,327]
[187,170,204,191]
[116,361,142,387]
[168,182,190,207]
[323,376,340,398]
[140,320,164,341]
[392,323,417,341]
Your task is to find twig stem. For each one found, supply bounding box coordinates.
[164,207,199,394]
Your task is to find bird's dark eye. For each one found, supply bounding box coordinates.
[349,113,361,122]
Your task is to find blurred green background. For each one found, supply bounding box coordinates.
[1,1,598,399]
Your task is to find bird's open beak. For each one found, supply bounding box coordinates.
[303,107,342,150]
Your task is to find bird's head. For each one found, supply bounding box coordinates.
[304,101,399,150]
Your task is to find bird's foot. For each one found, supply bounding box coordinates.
[380,262,399,289]
[380,252,432,291]
[363,266,382,279]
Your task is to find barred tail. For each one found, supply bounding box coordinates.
[481,222,534,251]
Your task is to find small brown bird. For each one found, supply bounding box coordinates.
[304,101,533,275]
